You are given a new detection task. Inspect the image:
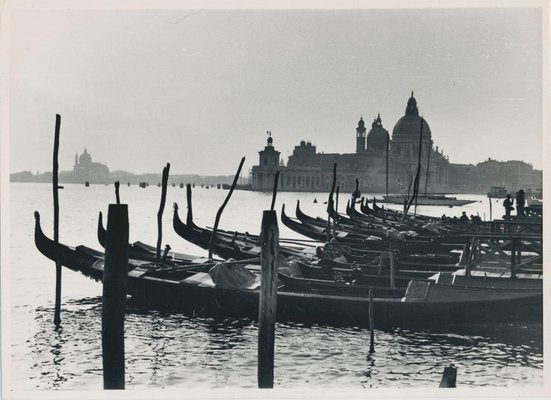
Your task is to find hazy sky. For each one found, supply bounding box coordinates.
[7,7,544,175]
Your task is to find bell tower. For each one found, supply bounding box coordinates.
[356,117,366,153]
[258,131,280,167]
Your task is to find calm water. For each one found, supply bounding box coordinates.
[5,183,543,389]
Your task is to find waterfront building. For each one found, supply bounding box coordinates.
[448,159,542,194]
[250,92,542,194]
[251,92,451,193]
[69,148,109,183]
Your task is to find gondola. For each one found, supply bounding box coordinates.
[99,209,458,288]
[97,211,214,265]
[97,204,459,278]
[34,211,543,327]
[297,200,406,236]
[281,203,385,245]
[282,203,469,254]
[172,203,315,260]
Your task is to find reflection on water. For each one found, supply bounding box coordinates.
[23,296,543,389]
[8,183,544,389]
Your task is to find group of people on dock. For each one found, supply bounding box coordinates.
[502,189,526,217]
[439,189,527,226]
[440,212,482,226]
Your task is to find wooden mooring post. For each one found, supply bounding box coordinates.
[258,209,279,388]
[156,163,170,264]
[465,238,476,278]
[52,114,62,327]
[114,181,120,204]
[326,163,337,241]
[270,171,280,211]
[186,183,193,225]
[208,157,245,259]
[389,241,396,290]
[369,289,375,353]
[102,204,129,390]
[352,178,359,210]
[510,239,517,279]
[439,365,457,388]
[335,185,340,215]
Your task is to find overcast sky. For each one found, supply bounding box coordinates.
[7,7,543,175]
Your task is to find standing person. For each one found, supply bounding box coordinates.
[503,194,514,217]
[516,190,525,217]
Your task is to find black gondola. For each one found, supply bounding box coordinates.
[34,211,543,328]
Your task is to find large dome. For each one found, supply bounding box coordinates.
[392,92,431,141]
[366,114,389,150]
[392,115,431,140]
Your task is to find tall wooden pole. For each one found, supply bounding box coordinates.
[424,140,431,196]
[352,179,359,210]
[510,239,517,279]
[335,186,340,215]
[326,164,337,242]
[114,181,120,204]
[334,185,340,235]
[385,132,389,197]
[258,210,279,388]
[52,114,62,327]
[209,157,245,259]
[405,117,424,218]
[270,171,280,211]
[465,238,475,277]
[156,163,170,264]
[389,241,396,290]
[102,204,129,390]
[186,183,193,225]
[489,197,493,222]
[369,289,375,353]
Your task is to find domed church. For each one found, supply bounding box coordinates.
[70,148,110,183]
[251,92,450,193]
[389,92,449,193]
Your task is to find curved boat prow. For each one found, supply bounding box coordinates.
[34,211,102,279]
[173,202,183,231]
[34,211,56,261]
[173,202,204,243]
[97,211,106,248]
[345,200,351,216]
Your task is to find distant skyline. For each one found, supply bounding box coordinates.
[7,7,544,175]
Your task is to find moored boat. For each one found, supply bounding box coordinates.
[380,194,476,206]
[34,211,542,328]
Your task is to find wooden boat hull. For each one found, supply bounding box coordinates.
[129,277,542,328]
[34,211,542,328]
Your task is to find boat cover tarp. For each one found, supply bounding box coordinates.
[278,256,303,277]
[209,260,256,289]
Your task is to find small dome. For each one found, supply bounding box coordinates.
[358,117,365,128]
[79,148,92,165]
[366,114,389,151]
